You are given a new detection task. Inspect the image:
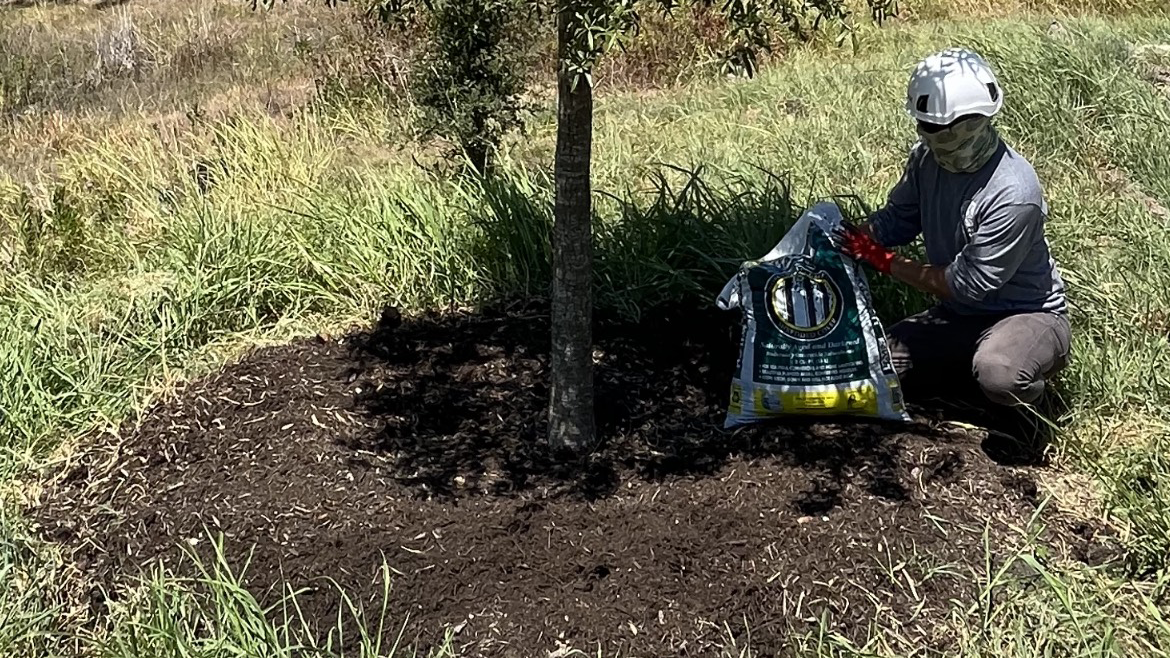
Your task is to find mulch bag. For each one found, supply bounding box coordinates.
[716,200,910,427]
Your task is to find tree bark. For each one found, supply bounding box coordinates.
[548,2,595,454]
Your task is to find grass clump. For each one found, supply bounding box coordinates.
[0,507,58,658]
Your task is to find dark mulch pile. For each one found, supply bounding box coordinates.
[36,302,1110,656]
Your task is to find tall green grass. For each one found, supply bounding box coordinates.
[3,9,1170,657]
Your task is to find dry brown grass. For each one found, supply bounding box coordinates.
[894,0,1167,21]
[1,0,1164,183]
[0,0,382,179]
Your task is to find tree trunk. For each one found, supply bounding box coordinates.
[548,2,595,454]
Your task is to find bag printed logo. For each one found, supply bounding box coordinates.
[765,264,843,342]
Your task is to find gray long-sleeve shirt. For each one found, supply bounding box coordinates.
[868,139,1068,315]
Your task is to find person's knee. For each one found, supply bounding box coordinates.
[974,353,1043,406]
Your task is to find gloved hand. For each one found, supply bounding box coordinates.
[831,221,895,274]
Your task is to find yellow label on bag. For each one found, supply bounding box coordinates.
[729,384,744,415]
[785,387,878,414]
[737,383,880,416]
[888,381,905,413]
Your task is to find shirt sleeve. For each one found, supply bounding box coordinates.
[867,152,923,248]
[944,202,1044,304]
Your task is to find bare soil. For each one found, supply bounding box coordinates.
[35,302,1113,657]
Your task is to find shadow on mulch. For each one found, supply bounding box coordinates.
[341,302,945,501]
[342,300,1043,502]
[34,300,1113,658]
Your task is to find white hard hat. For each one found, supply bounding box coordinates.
[905,48,1004,125]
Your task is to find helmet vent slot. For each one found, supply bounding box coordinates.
[915,95,930,113]
[987,83,999,101]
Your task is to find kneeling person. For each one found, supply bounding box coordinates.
[834,48,1071,411]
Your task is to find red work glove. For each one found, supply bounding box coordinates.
[831,221,895,274]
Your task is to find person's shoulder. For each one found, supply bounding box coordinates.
[985,142,1045,209]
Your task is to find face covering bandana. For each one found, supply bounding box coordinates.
[917,116,1001,173]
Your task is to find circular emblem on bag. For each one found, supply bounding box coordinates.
[765,269,843,341]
